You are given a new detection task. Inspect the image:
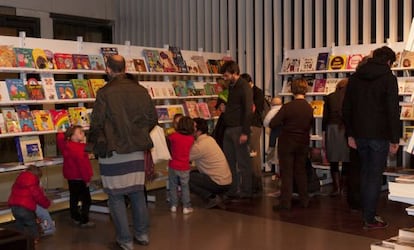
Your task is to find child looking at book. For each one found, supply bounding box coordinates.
[263,97,283,167]
[168,116,195,214]
[57,125,95,228]
[8,165,51,242]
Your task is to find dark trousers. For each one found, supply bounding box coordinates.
[269,127,281,148]
[68,180,91,224]
[223,126,253,196]
[10,206,38,239]
[278,140,309,208]
[347,148,361,210]
[189,170,230,200]
[355,138,388,223]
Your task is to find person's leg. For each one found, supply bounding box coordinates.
[178,170,191,208]
[189,171,215,200]
[293,144,309,207]
[35,205,55,235]
[11,206,39,239]
[223,127,239,196]
[234,127,253,197]
[68,180,81,223]
[168,168,179,208]
[347,148,361,210]
[277,141,294,209]
[250,126,263,193]
[330,162,340,196]
[79,181,92,225]
[129,190,149,244]
[107,193,132,245]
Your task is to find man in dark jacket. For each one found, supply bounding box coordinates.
[89,55,158,249]
[343,46,399,230]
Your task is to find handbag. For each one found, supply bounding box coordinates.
[149,125,172,164]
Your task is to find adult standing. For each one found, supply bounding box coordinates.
[343,46,400,229]
[89,55,158,249]
[220,61,254,199]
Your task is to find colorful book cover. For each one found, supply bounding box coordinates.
[88,54,106,70]
[49,109,70,131]
[54,53,74,70]
[281,58,292,72]
[328,55,347,70]
[183,101,200,118]
[0,45,17,67]
[299,56,317,72]
[186,59,200,73]
[346,54,364,69]
[70,79,92,98]
[159,50,177,72]
[133,58,148,72]
[143,49,163,72]
[2,107,21,133]
[100,47,118,66]
[32,48,48,69]
[213,82,224,94]
[207,99,220,117]
[325,78,340,94]
[31,110,54,131]
[13,48,35,68]
[26,78,45,100]
[401,105,414,119]
[16,105,35,132]
[310,100,324,117]
[88,79,106,97]
[401,50,414,68]
[172,81,188,96]
[166,105,185,120]
[207,59,220,74]
[404,79,414,93]
[44,49,56,69]
[6,79,28,100]
[0,81,10,102]
[193,81,206,95]
[0,115,6,134]
[125,58,136,72]
[169,46,188,73]
[68,107,90,128]
[55,81,75,99]
[316,52,329,70]
[15,135,43,163]
[185,80,196,96]
[281,78,292,93]
[312,79,327,93]
[197,102,211,119]
[40,74,57,100]
[155,106,170,121]
[191,55,209,73]
[203,82,216,95]
[72,54,91,70]
[392,51,402,68]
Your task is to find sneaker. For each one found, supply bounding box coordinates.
[183,207,193,215]
[80,221,96,228]
[170,206,177,213]
[134,234,149,246]
[363,219,388,230]
[116,241,133,250]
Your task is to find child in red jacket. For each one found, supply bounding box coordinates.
[57,125,94,228]
[8,165,51,241]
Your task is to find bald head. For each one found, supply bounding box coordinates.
[107,55,126,74]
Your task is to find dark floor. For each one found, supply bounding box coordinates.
[6,176,414,250]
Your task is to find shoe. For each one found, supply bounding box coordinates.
[183,207,193,215]
[205,196,226,209]
[134,234,149,246]
[80,221,96,228]
[170,206,177,213]
[116,241,133,250]
[363,219,388,230]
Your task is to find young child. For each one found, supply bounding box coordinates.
[168,116,195,214]
[8,165,51,242]
[57,125,94,228]
[263,97,283,167]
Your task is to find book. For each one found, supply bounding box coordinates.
[49,109,70,131]
[316,52,329,70]
[125,58,136,72]
[0,115,5,133]
[159,50,177,72]
[186,59,200,73]
[183,101,200,118]
[15,135,43,163]
[283,58,300,72]
[396,175,414,184]
[197,102,211,119]
[399,78,406,94]
[155,106,170,121]
[16,105,35,132]
[54,53,74,69]
[328,55,347,70]
[70,79,92,98]
[393,51,402,68]
[133,58,148,72]
[32,48,48,69]
[191,55,209,73]
[313,79,327,93]
[166,105,185,120]
[404,79,414,93]
[382,236,414,249]
[88,79,106,97]
[172,81,188,96]
[281,78,292,93]
[169,46,188,73]
[68,107,90,128]
[325,78,340,94]
[193,81,206,95]
[207,99,220,117]
[0,45,16,67]
[0,81,10,102]
[401,50,414,68]
[299,56,317,72]
[204,82,216,95]
[185,80,196,96]
[88,54,106,70]
[55,81,75,99]
[403,126,414,142]
[207,59,220,74]
[389,181,414,197]
[100,47,118,66]
[143,49,163,72]
[31,110,54,131]
[401,105,414,119]
[44,49,56,69]
[346,54,364,69]
[310,100,324,117]
[6,78,28,100]
[72,54,91,70]
[2,107,21,133]
[25,78,45,100]
[40,74,58,100]
[13,48,35,68]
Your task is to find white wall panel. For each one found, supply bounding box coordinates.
[314,0,323,47]
[228,0,237,58]
[264,0,273,95]
[326,0,335,46]
[338,0,346,45]
[254,0,264,89]
[212,0,220,52]
[294,0,302,49]
[350,0,359,44]
[220,0,229,54]
[283,0,292,50]
[237,0,247,71]
[245,0,254,74]
[389,0,398,42]
[303,0,312,48]
[404,0,413,41]
[204,0,213,52]
[274,0,283,93]
[197,0,205,50]
[363,0,372,44]
[376,0,385,43]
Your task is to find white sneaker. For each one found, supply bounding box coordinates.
[170,206,177,213]
[183,207,193,215]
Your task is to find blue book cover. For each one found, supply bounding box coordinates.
[6,79,28,100]
[16,105,35,132]
[55,81,75,99]
[316,52,329,70]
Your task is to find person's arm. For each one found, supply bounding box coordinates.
[189,142,202,161]
[263,108,277,127]
[342,81,353,137]
[56,132,66,154]
[31,182,51,208]
[386,75,401,154]
[241,82,254,135]
[88,91,107,156]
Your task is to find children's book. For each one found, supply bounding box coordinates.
[185,80,196,96]
[2,107,21,133]
[191,55,209,73]
[166,105,185,120]
[16,105,35,132]
[70,79,92,98]
[6,79,28,100]
[13,48,35,68]
[55,81,75,99]
[186,59,200,73]
[88,54,106,70]
[281,78,292,93]
[281,58,292,72]
[133,58,148,72]
[204,82,216,95]
[169,46,188,73]
[0,115,6,134]
[25,78,45,100]
[328,55,347,70]
[0,45,16,67]
[310,100,324,117]
[404,79,414,93]
[401,50,414,68]
[49,109,70,131]
[392,51,402,68]
[88,79,106,97]
[346,54,364,69]
[0,81,10,102]
[125,58,136,72]
[299,56,317,72]
[44,49,56,69]
[183,101,200,118]
[31,110,54,131]
[155,106,170,121]
[313,79,327,93]
[143,49,163,72]
[68,107,90,128]
[15,135,43,163]
[193,81,206,95]
[172,81,188,96]
[159,50,177,72]
[197,102,211,119]
[54,53,74,70]
[207,99,220,117]
[100,47,118,66]
[40,74,58,100]
[32,48,48,69]
[72,54,91,70]
[325,78,340,94]
[282,58,300,72]
[316,52,329,70]
[207,59,220,74]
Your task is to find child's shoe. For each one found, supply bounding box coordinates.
[183,207,193,215]
[170,206,177,213]
[80,221,96,228]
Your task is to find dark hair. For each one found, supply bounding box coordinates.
[65,125,83,141]
[173,113,184,121]
[193,118,208,134]
[372,46,396,64]
[176,116,195,135]
[26,164,42,178]
[240,73,253,85]
[219,60,240,75]
[291,78,308,95]
[107,55,126,73]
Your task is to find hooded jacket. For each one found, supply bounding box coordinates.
[342,58,400,143]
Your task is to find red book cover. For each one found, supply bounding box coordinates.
[26,78,45,100]
[72,54,91,70]
[54,53,74,69]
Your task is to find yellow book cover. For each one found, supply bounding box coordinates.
[68,107,90,129]
[31,110,54,131]
[88,79,106,98]
[328,55,347,70]
[32,48,48,69]
[310,100,324,117]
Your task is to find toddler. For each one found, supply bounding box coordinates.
[263,97,283,166]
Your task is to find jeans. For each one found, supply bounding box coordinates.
[68,179,91,224]
[355,138,389,223]
[189,170,231,200]
[168,168,191,208]
[108,191,149,245]
[11,206,39,239]
[36,205,55,235]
